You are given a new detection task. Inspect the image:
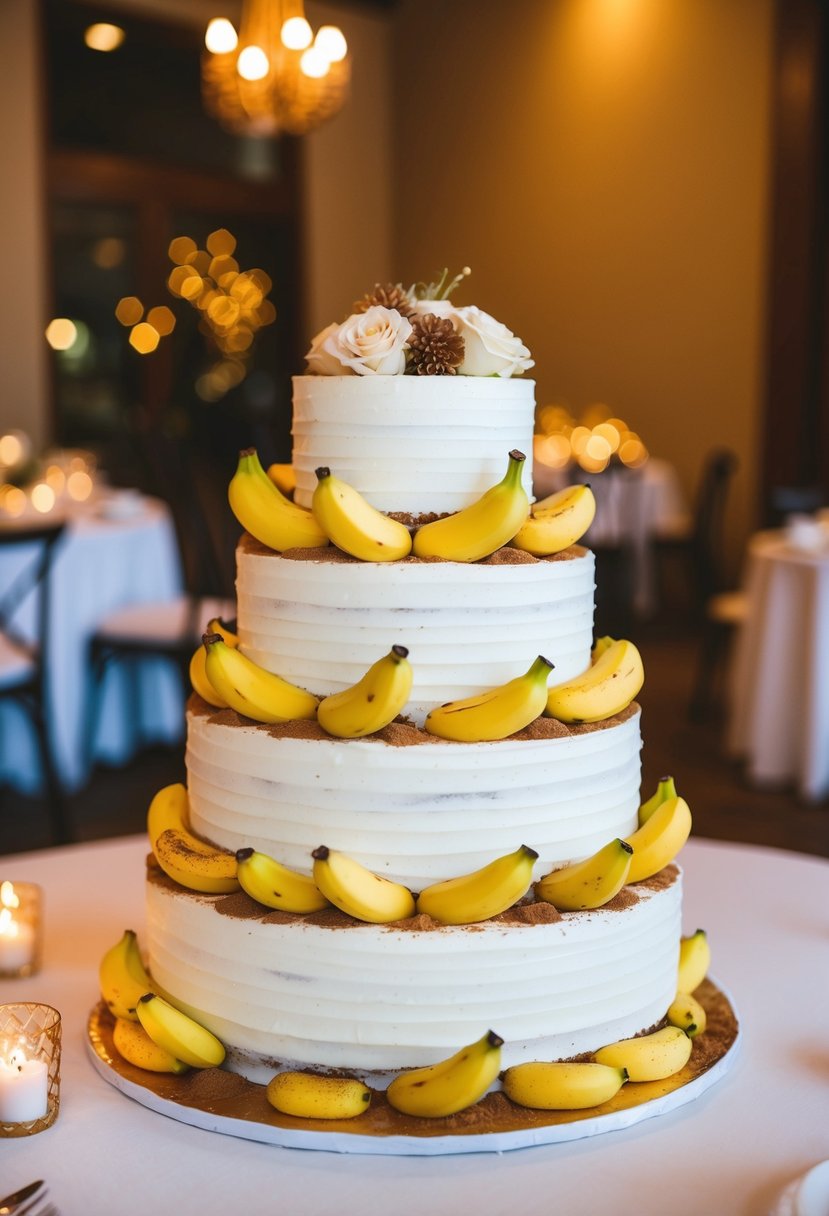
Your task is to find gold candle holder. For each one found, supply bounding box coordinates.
[0,881,42,979]
[0,1003,61,1136]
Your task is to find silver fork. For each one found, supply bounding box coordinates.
[14,1192,57,1216]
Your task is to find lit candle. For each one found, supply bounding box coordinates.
[0,1050,48,1123]
[0,884,35,973]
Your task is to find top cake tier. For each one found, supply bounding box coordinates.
[291,375,536,516]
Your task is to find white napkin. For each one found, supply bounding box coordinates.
[771,1160,829,1216]
[784,515,827,552]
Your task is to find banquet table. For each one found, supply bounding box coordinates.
[0,491,184,795]
[1,834,826,1216]
[728,529,829,801]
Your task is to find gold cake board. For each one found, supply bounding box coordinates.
[86,979,739,1157]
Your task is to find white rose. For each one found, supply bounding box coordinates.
[321,306,412,376]
[304,322,345,375]
[454,305,534,377]
[410,299,460,321]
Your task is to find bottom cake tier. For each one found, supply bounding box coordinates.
[145,864,681,1084]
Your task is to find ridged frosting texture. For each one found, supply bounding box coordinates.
[146,872,681,1080]
[291,375,535,514]
[185,708,642,889]
[236,544,596,724]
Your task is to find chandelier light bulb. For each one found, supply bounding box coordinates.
[237,45,270,81]
[300,46,330,78]
[314,26,347,63]
[282,17,312,50]
[205,18,238,54]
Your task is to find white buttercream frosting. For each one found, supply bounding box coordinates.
[291,375,535,515]
[146,870,681,1081]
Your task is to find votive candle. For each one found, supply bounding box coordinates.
[0,882,42,978]
[0,1052,48,1123]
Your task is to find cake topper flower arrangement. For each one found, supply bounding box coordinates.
[305,268,534,378]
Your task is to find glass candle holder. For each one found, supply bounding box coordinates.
[0,1004,61,1136]
[0,882,42,978]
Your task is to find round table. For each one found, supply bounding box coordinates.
[0,835,826,1215]
[728,530,829,802]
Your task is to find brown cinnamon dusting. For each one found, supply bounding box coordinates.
[240,532,584,566]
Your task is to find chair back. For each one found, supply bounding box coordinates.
[0,520,66,684]
[690,448,738,605]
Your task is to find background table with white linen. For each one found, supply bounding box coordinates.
[0,491,184,795]
[1,834,826,1215]
[728,529,829,802]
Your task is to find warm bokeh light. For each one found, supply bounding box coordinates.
[534,402,649,474]
[1,485,26,517]
[0,431,27,467]
[300,47,330,78]
[207,228,237,257]
[180,274,204,302]
[185,249,212,277]
[205,17,238,54]
[619,436,649,468]
[314,25,347,62]
[45,317,78,351]
[84,23,125,52]
[168,236,198,266]
[569,426,591,458]
[129,322,161,354]
[593,421,621,453]
[30,482,56,514]
[45,464,66,494]
[115,296,144,326]
[67,470,93,501]
[91,237,126,269]
[281,17,312,50]
[209,255,239,281]
[146,306,176,336]
[237,45,270,81]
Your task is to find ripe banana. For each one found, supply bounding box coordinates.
[416,845,539,925]
[639,775,677,825]
[154,827,239,895]
[594,1025,693,1082]
[386,1030,504,1118]
[147,782,190,863]
[424,655,554,742]
[545,637,644,723]
[266,1072,371,1120]
[623,795,692,883]
[535,838,633,911]
[136,993,226,1069]
[99,929,154,1022]
[235,847,328,914]
[317,645,413,738]
[113,1017,190,1075]
[312,467,412,562]
[203,633,318,724]
[311,846,415,924]
[189,616,238,708]
[267,462,296,497]
[511,483,596,557]
[412,449,530,562]
[677,929,711,994]
[228,447,328,551]
[502,1061,628,1111]
[667,992,707,1038]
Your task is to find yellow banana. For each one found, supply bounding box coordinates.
[189,617,238,708]
[416,845,539,925]
[511,483,596,556]
[623,795,691,882]
[228,447,329,552]
[154,827,239,895]
[638,775,677,825]
[267,462,296,497]
[235,847,329,914]
[677,929,711,994]
[203,633,318,724]
[386,1030,504,1118]
[667,992,707,1038]
[594,1025,692,1082]
[113,1017,190,1075]
[266,1072,371,1120]
[412,450,530,562]
[424,655,554,742]
[311,846,415,924]
[535,838,633,911]
[503,1061,628,1111]
[317,645,413,738]
[545,637,644,723]
[136,993,226,1069]
[312,467,412,562]
[99,929,155,1022]
[147,782,190,863]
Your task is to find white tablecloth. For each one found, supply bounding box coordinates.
[0,835,827,1214]
[728,531,829,801]
[0,493,184,794]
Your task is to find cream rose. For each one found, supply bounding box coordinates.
[454,305,534,378]
[304,322,345,375]
[321,306,412,376]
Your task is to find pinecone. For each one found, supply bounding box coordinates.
[352,282,416,319]
[407,312,465,376]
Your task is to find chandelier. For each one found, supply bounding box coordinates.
[202,0,350,138]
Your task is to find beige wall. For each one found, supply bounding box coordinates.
[392,0,774,562]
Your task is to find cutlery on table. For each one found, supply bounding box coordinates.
[0,1182,43,1215]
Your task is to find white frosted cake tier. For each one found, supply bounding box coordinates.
[290,375,535,515]
[146,866,681,1081]
[235,539,596,725]
[185,703,641,890]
